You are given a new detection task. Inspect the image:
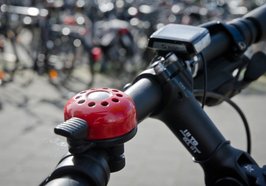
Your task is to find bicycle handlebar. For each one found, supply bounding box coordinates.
[40,150,111,186]
[244,4,266,41]
[128,4,266,124]
[124,71,162,122]
[1,4,48,17]
[125,5,266,184]
[199,4,266,66]
[44,176,93,186]
[42,4,266,186]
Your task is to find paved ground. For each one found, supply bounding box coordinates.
[0,72,266,186]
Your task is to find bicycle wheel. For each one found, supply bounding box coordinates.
[46,35,94,93]
[0,28,34,86]
[99,42,143,89]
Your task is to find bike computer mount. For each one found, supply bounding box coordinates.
[148,24,211,58]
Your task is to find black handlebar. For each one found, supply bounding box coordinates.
[124,70,162,122]
[42,4,266,186]
[199,4,266,65]
[244,4,266,41]
[40,150,111,186]
[44,176,92,186]
[127,3,266,127]
[124,5,266,184]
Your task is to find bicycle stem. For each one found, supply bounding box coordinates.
[123,5,266,183]
[125,54,266,185]
[125,62,225,160]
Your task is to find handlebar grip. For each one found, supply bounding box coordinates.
[244,4,266,41]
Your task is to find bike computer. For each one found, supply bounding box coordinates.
[148,24,210,57]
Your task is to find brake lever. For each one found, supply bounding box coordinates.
[243,52,266,82]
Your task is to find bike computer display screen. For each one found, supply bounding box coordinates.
[148,24,211,57]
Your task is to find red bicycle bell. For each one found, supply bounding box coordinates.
[63,88,137,141]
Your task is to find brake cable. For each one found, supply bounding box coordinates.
[194,90,251,154]
[199,52,207,109]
